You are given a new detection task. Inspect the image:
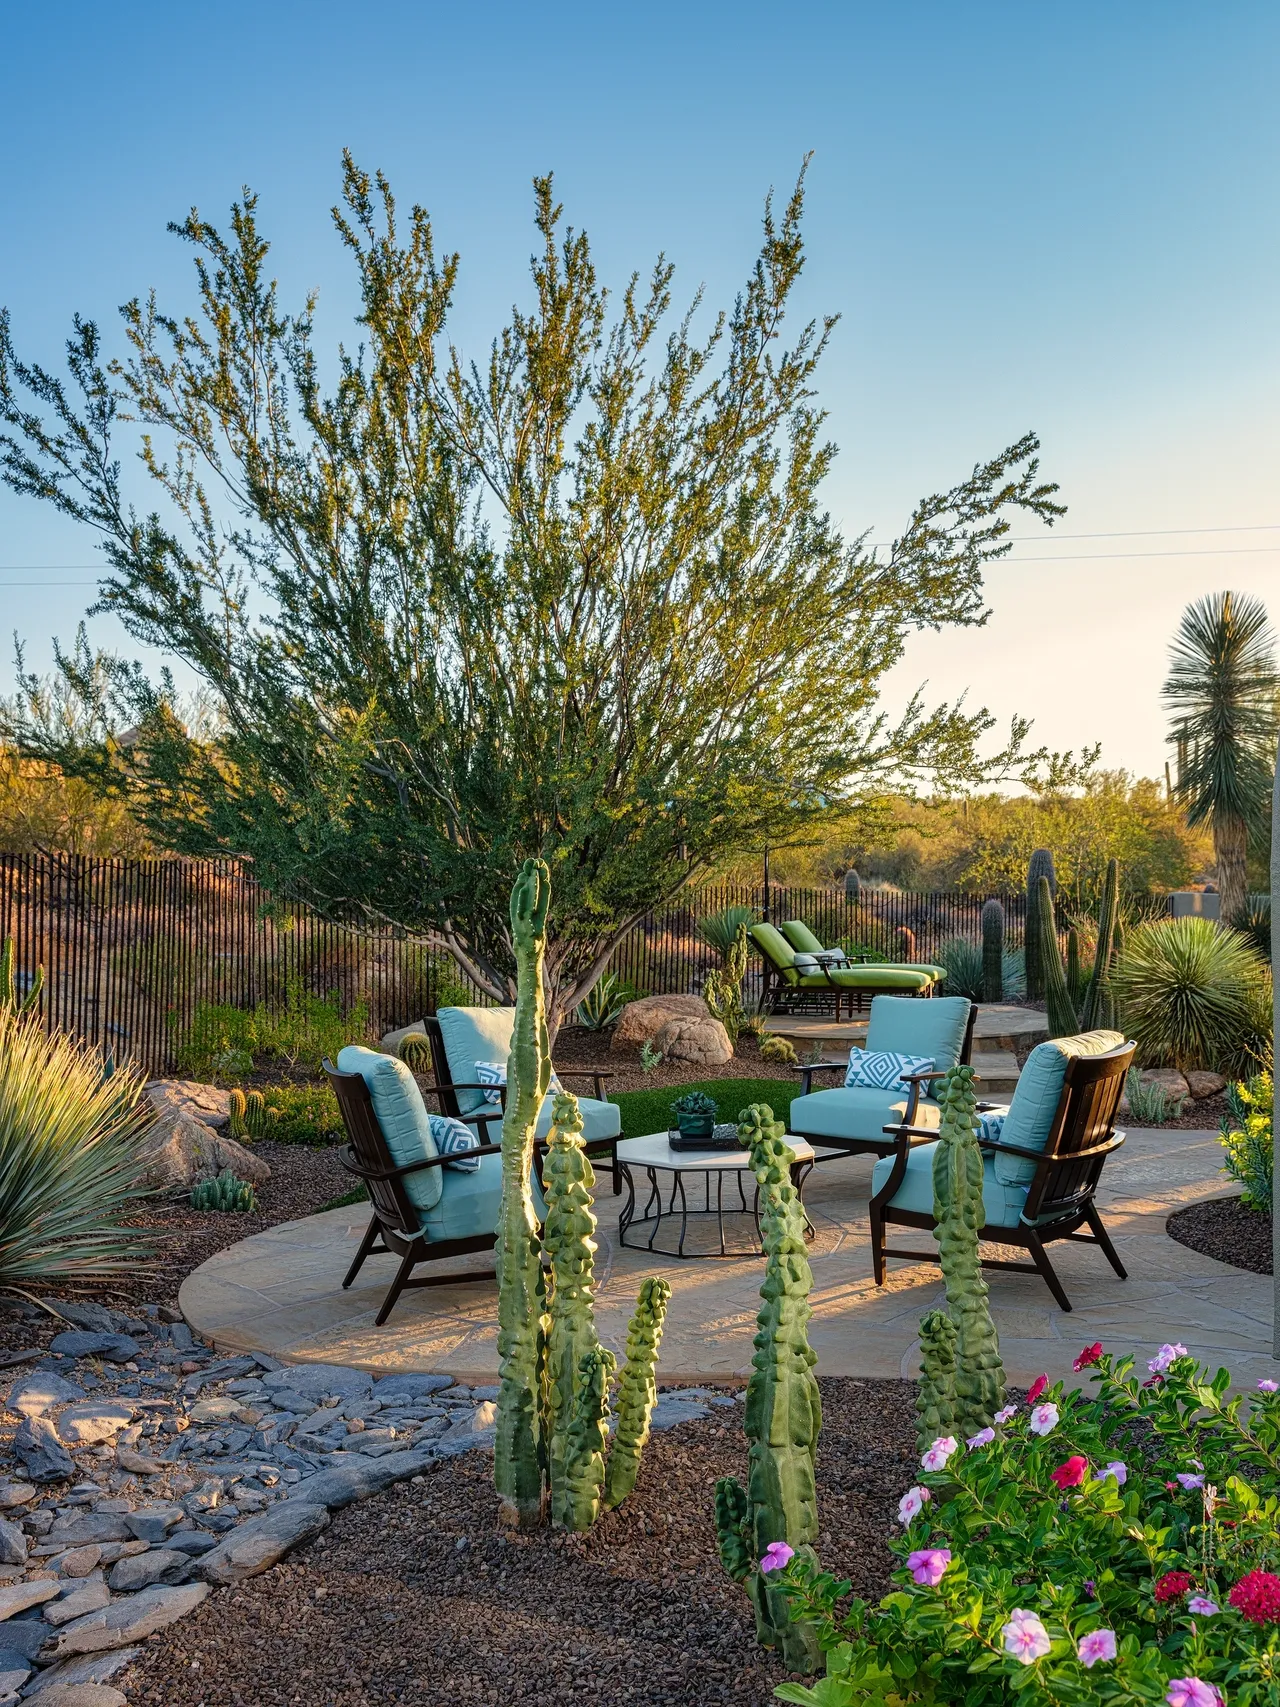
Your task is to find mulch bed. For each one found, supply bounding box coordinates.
[125,1375,919,1707]
[1166,1194,1273,1275]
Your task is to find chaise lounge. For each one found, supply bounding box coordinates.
[749,921,945,1020]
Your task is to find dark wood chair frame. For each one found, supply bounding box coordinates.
[325,1059,512,1326]
[754,944,937,1021]
[418,1014,622,1194]
[786,1001,978,1165]
[868,1040,1135,1312]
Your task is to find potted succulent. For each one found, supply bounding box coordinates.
[670,1089,718,1146]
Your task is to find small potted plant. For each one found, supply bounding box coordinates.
[670,1089,718,1146]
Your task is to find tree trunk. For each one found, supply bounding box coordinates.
[1214,814,1249,924]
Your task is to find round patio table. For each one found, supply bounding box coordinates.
[615,1132,817,1259]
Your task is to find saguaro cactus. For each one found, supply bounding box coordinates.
[0,938,43,1018]
[915,1308,959,1453]
[981,900,1005,1004]
[1081,858,1120,1031]
[1024,849,1056,1000]
[844,868,862,903]
[1035,877,1079,1038]
[1066,928,1083,1007]
[604,1275,672,1511]
[715,1103,821,1672]
[931,1066,1006,1438]
[494,858,553,1528]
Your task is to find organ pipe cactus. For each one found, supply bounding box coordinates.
[1066,927,1084,1007]
[981,900,1004,1004]
[603,1275,671,1511]
[542,1093,602,1527]
[1035,877,1079,1039]
[931,1065,1006,1438]
[715,1103,821,1672]
[1024,849,1056,1000]
[0,938,42,1019]
[915,1308,959,1453]
[1082,859,1120,1030]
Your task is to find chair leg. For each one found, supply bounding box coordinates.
[342,1215,381,1290]
[375,1248,419,1327]
[1027,1233,1073,1312]
[870,1211,886,1285]
[1084,1204,1127,1279]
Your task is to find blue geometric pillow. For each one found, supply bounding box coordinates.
[977,1110,1007,1144]
[428,1113,482,1172]
[473,1059,565,1107]
[844,1049,934,1090]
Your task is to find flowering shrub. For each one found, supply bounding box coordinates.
[772,1348,1280,1706]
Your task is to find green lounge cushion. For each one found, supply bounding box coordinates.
[865,995,970,1070]
[749,923,798,974]
[336,1044,444,1212]
[871,1141,1030,1228]
[779,920,826,955]
[797,967,934,991]
[434,1007,620,1142]
[416,1150,548,1244]
[789,1086,941,1142]
[993,1030,1126,1186]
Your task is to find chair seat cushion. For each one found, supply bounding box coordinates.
[336,1044,443,1212]
[796,967,934,991]
[417,1151,548,1244]
[871,1142,1029,1227]
[788,1086,941,1142]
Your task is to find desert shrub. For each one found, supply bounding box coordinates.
[1112,916,1271,1074]
[775,1346,1280,1707]
[1122,1066,1184,1125]
[574,972,635,1032]
[177,986,370,1079]
[932,937,1026,1003]
[1219,1071,1273,1211]
[0,1008,152,1283]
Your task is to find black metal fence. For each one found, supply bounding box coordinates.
[0,853,1031,1075]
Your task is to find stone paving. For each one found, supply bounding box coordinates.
[180,1126,1279,1390]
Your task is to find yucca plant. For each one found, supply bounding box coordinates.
[1113,916,1271,1074]
[697,905,760,961]
[0,1008,153,1283]
[573,972,634,1032]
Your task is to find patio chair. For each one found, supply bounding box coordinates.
[749,922,944,1020]
[326,1045,547,1325]
[420,1006,623,1192]
[787,995,976,1161]
[869,1031,1134,1311]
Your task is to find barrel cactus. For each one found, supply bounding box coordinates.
[981,900,1004,1004]
[1024,849,1056,1000]
[227,1088,248,1141]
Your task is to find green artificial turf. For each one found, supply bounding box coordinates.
[608,1077,796,1139]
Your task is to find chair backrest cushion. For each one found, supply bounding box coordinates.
[993,1030,1127,1185]
[336,1044,444,1210]
[779,920,825,955]
[435,1006,517,1113]
[866,995,971,1072]
[749,924,798,979]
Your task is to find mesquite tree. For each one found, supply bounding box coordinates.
[0,157,1063,1034]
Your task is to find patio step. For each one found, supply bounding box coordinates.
[971,1049,1020,1097]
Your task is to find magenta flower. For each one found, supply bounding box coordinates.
[966,1427,995,1449]
[1102,1460,1127,1485]
[1002,1608,1051,1663]
[1148,1343,1188,1375]
[994,1404,1018,1425]
[1028,1402,1060,1436]
[1076,1629,1117,1667]
[759,1541,794,1573]
[1258,1379,1278,1393]
[897,1486,930,1526]
[1187,1596,1220,1616]
[907,1547,951,1587]
[1026,1374,1049,1404]
[921,1435,958,1471]
[1166,1678,1222,1707]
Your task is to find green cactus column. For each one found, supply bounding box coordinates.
[1081,858,1120,1030]
[494,858,553,1529]
[542,1091,603,1528]
[1035,876,1079,1039]
[931,1066,1005,1439]
[981,900,1004,1004]
[561,1345,616,1532]
[1024,849,1056,1001]
[915,1308,958,1453]
[603,1275,672,1511]
[0,939,42,1018]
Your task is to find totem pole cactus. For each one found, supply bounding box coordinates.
[603,1275,671,1511]
[704,923,749,1043]
[1024,849,1056,1001]
[981,900,1004,1004]
[715,1103,821,1672]
[1035,877,1079,1039]
[0,938,43,1018]
[931,1065,1006,1439]
[1081,858,1120,1031]
[915,1308,959,1453]
[494,858,553,1528]
[543,1093,603,1526]
[561,1344,616,1530]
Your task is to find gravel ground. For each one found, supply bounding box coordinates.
[123,1375,919,1707]
[1166,1193,1272,1274]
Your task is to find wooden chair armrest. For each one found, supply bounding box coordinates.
[556,1068,615,1082]
[881,1124,942,1144]
[340,1140,504,1184]
[899,1068,947,1084]
[788,1059,846,1072]
[980,1132,1125,1164]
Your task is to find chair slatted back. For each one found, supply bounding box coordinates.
[324,1061,421,1239]
[1022,1042,1135,1223]
[421,1018,460,1116]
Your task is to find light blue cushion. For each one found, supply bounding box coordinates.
[435,1007,516,1114]
[534,1096,621,1143]
[865,995,970,1070]
[416,1151,549,1244]
[788,1086,940,1142]
[871,1141,1029,1228]
[994,1030,1126,1185]
[336,1044,443,1212]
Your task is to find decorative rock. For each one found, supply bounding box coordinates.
[0,1661,29,1697]
[13,1419,74,1483]
[40,1582,209,1658]
[648,1395,711,1430]
[0,1522,24,1568]
[124,1508,182,1544]
[0,1486,35,1511]
[22,1646,139,1697]
[143,1079,232,1131]
[93,1543,147,1567]
[8,1375,85,1417]
[136,1111,270,1191]
[47,1335,138,1366]
[30,1687,128,1707]
[54,1407,134,1447]
[0,1578,59,1619]
[611,993,712,1051]
[188,1397,241,1423]
[0,1653,29,1688]
[114,1449,164,1477]
[0,1620,50,1661]
[372,1372,453,1400]
[42,1303,120,1336]
[46,1516,131,1548]
[194,1502,329,1584]
[284,1445,437,1510]
[107,1548,187,1591]
[43,1581,112,1626]
[261,1365,372,1403]
[56,1548,102,1579]
[1186,1069,1228,1100]
[651,1013,733,1067]
[163,1532,217,1556]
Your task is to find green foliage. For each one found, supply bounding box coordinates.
[1079,857,1119,1030]
[0,937,42,1018]
[0,159,1064,1035]
[773,1349,1280,1707]
[980,900,1004,1003]
[670,1090,718,1119]
[176,987,369,1080]
[1113,915,1272,1073]
[698,906,762,961]
[933,935,1025,1006]
[1123,1067,1185,1126]
[573,972,634,1032]
[704,924,750,1044]
[716,1102,822,1672]
[639,1041,663,1074]
[190,1168,258,1213]
[0,1007,152,1282]
[0,744,155,858]
[251,1083,342,1146]
[1219,1071,1273,1211]
[1235,899,1272,965]
[603,1275,671,1512]
[610,1078,796,1140]
[1034,876,1079,1039]
[1024,848,1056,1001]
[760,1033,799,1065]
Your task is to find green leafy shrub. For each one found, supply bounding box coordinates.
[774,1346,1280,1707]
[639,1041,663,1074]
[1113,916,1271,1074]
[251,1083,343,1147]
[933,937,1025,1003]
[1123,1067,1185,1126]
[0,1007,152,1283]
[1219,1071,1273,1211]
[574,972,634,1032]
[190,1169,258,1213]
[176,986,370,1079]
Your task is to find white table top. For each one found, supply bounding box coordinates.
[616,1132,816,1171]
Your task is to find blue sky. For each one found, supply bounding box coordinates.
[2,1,1277,778]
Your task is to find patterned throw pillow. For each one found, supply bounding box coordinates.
[428,1113,483,1172]
[978,1111,1007,1144]
[473,1060,565,1106]
[844,1049,934,1090]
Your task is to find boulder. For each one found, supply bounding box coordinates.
[40,1582,209,1659]
[611,994,711,1052]
[651,1013,733,1068]
[143,1080,231,1132]
[1186,1069,1228,1101]
[13,1418,74,1484]
[193,1502,329,1584]
[136,1112,271,1191]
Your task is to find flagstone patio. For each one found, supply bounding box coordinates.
[179,1126,1277,1388]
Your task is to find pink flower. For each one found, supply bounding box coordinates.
[921,1436,958,1472]
[1258,1379,1278,1393]
[907,1548,951,1587]
[897,1486,930,1526]
[1076,1629,1117,1667]
[1166,1679,1222,1707]
[1073,1342,1103,1372]
[966,1427,995,1449]
[1050,1455,1088,1490]
[1187,1596,1219,1616]
[1176,1472,1205,1490]
[994,1405,1018,1425]
[759,1541,794,1573]
[1102,1460,1127,1485]
[1228,1569,1280,1624]
[1028,1402,1060,1436]
[1002,1608,1051,1663]
[1026,1374,1049,1404]
[1148,1343,1188,1375]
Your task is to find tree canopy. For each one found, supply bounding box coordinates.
[0,157,1064,1026]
